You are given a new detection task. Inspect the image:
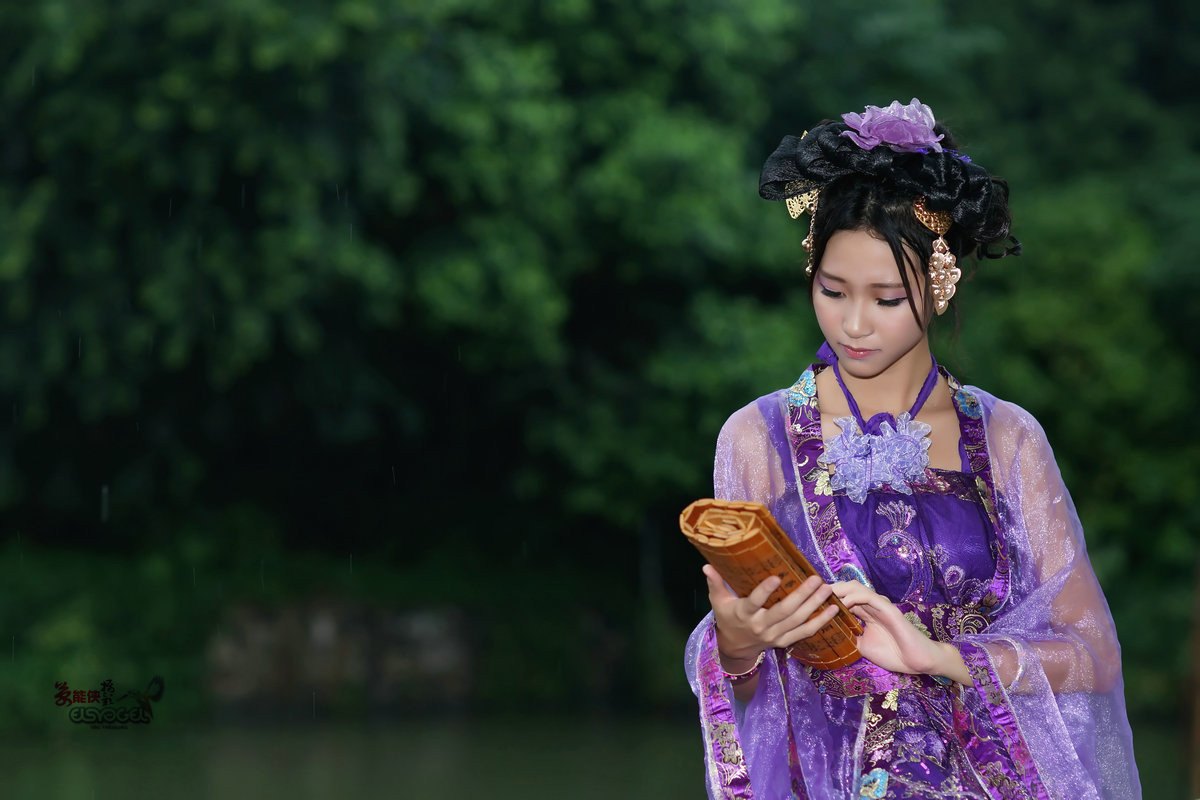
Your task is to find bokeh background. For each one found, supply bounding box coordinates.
[1,1,1197,797]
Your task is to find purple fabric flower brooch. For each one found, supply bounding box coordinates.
[818,413,932,503]
[840,98,944,154]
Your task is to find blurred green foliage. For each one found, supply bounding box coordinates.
[0,1,1195,781]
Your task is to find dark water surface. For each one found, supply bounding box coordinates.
[3,717,702,799]
[2,715,1185,798]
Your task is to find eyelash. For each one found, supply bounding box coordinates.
[819,287,907,308]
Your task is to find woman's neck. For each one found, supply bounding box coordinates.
[835,340,936,417]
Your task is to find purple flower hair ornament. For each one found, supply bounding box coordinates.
[840,98,944,154]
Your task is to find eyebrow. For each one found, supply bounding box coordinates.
[819,272,906,290]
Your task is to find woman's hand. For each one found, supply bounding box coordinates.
[703,565,841,663]
[831,581,970,684]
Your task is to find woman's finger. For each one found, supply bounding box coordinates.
[776,603,840,647]
[745,573,784,609]
[778,579,833,623]
[759,575,824,619]
[831,581,890,614]
[703,564,739,605]
[764,582,835,642]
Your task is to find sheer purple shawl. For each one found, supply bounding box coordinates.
[684,377,1140,800]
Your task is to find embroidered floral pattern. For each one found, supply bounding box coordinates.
[810,465,834,497]
[714,722,749,784]
[903,610,932,638]
[952,385,982,419]
[697,624,755,799]
[837,563,872,588]
[859,768,890,798]
[819,413,932,503]
[787,369,818,407]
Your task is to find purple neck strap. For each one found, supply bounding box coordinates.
[818,341,939,435]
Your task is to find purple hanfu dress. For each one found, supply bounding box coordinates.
[685,348,1140,800]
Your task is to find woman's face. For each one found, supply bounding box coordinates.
[812,228,929,381]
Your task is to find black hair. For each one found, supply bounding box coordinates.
[803,124,1015,325]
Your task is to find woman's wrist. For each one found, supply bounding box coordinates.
[718,648,766,682]
[932,641,972,686]
[718,648,765,668]
[713,620,764,664]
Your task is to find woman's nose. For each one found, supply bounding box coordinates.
[843,301,871,337]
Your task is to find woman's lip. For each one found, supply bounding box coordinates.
[841,345,875,359]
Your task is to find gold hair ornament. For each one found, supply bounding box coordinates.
[913,197,959,315]
[781,131,823,277]
[786,188,820,277]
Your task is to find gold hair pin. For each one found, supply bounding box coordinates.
[786,188,820,277]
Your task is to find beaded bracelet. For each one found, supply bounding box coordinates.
[720,649,766,682]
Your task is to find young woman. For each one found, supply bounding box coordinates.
[685,99,1140,800]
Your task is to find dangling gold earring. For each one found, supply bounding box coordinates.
[913,197,959,315]
[787,189,820,277]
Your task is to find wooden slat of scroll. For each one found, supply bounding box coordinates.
[680,498,864,670]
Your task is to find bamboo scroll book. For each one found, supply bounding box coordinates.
[680,498,864,670]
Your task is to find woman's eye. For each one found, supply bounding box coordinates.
[877,297,907,307]
[819,287,842,299]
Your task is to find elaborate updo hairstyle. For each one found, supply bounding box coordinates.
[760,102,1018,325]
